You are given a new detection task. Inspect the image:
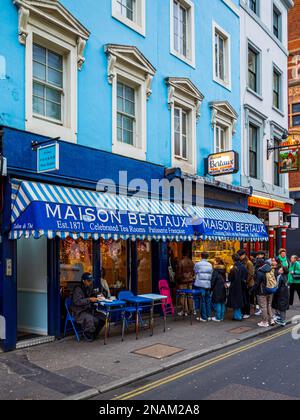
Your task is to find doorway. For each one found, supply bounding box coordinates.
[17,237,48,341]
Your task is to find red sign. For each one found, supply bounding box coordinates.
[249,196,292,214]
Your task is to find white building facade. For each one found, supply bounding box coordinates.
[240,0,294,253]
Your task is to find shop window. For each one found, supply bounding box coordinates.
[60,238,93,297]
[137,240,152,294]
[192,240,240,274]
[100,239,128,296]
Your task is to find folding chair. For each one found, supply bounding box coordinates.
[64,297,83,342]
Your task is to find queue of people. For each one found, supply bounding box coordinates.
[172,248,300,328]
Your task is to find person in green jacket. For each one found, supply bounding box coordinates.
[288,255,300,306]
[276,249,290,269]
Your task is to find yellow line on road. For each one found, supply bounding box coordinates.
[113,326,293,400]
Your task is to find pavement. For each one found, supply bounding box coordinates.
[100,325,300,401]
[0,299,299,400]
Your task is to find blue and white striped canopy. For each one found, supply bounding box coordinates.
[9,179,268,242]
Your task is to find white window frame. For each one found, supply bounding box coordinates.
[171,96,196,174]
[25,28,78,143]
[215,124,230,154]
[170,0,195,68]
[112,68,147,161]
[112,0,146,36]
[174,106,189,160]
[212,22,231,90]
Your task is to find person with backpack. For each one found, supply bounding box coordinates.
[273,266,289,327]
[252,259,277,328]
[227,254,247,321]
[288,255,300,306]
[211,258,227,322]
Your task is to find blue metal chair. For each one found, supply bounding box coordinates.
[64,297,82,342]
[118,291,147,331]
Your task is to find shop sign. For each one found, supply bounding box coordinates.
[37,143,59,173]
[207,151,239,177]
[279,149,300,174]
[248,196,292,214]
[11,202,195,238]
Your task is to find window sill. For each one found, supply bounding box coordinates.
[213,77,232,92]
[170,50,195,69]
[112,13,145,37]
[246,87,263,101]
[272,106,285,117]
[113,141,146,161]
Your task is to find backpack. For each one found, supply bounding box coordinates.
[265,271,279,295]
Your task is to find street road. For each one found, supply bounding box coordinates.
[96,326,300,400]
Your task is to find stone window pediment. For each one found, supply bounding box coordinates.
[166,77,204,120]
[105,44,156,97]
[210,101,238,134]
[14,0,90,69]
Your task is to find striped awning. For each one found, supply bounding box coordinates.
[10,180,194,242]
[187,207,269,242]
[10,180,268,242]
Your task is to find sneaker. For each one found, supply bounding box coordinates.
[197,317,207,322]
[275,319,286,327]
[207,317,212,322]
[243,315,251,320]
[258,321,269,328]
[184,313,189,317]
[270,320,276,326]
[212,317,221,322]
[177,311,184,317]
[255,309,262,316]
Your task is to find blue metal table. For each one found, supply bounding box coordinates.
[97,299,126,345]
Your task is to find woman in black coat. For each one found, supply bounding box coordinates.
[227,255,246,321]
[211,259,227,322]
[272,266,289,326]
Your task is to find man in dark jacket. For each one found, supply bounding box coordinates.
[238,250,254,319]
[72,273,105,341]
[252,260,275,328]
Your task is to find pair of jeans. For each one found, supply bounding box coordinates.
[215,303,226,321]
[233,308,242,321]
[197,288,212,320]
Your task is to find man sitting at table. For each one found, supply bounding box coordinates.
[71,273,105,342]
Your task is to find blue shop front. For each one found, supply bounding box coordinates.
[0,127,268,352]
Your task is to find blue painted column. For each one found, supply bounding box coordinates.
[1,180,17,351]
